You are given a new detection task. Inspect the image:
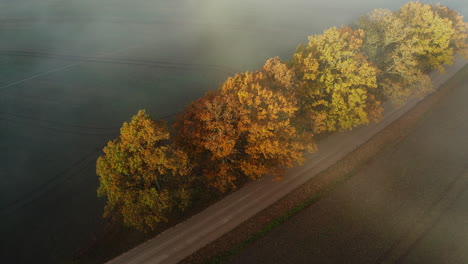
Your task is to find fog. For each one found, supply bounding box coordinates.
[1,0,466,263]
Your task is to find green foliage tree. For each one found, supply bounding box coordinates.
[97,110,191,232]
[291,26,381,133]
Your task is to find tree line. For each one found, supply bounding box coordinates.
[96,2,467,231]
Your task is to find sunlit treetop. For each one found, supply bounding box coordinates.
[292,26,381,132]
[396,2,455,71]
[357,7,434,105]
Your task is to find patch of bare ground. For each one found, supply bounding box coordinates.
[182,66,468,264]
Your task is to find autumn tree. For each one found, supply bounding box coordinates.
[357,8,433,105]
[175,65,315,192]
[175,91,239,192]
[291,26,381,133]
[262,56,296,92]
[396,2,455,72]
[430,3,468,57]
[220,71,315,181]
[97,110,191,231]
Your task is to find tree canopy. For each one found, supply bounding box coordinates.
[176,65,315,192]
[356,2,465,105]
[97,110,191,231]
[396,2,455,72]
[96,2,467,231]
[430,3,468,57]
[292,26,381,133]
[220,70,315,181]
[357,8,433,105]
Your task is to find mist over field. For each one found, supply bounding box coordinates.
[1,0,466,263]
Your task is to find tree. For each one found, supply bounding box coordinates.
[220,71,315,181]
[174,91,239,192]
[291,26,381,133]
[261,57,319,142]
[175,68,315,192]
[97,110,191,231]
[262,56,296,92]
[430,3,468,57]
[357,8,433,105]
[396,2,455,72]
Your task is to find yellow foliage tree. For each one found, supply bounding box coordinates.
[97,110,191,231]
[357,8,433,105]
[396,2,455,72]
[430,3,468,57]
[292,26,381,133]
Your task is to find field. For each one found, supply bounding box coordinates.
[0,0,465,263]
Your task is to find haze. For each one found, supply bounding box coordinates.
[1,0,466,263]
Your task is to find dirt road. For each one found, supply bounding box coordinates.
[230,64,468,263]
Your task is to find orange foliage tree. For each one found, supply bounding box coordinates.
[175,61,315,192]
[174,91,239,192]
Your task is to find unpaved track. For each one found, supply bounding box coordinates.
[107,60,467,263]
[230,62,468,263]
